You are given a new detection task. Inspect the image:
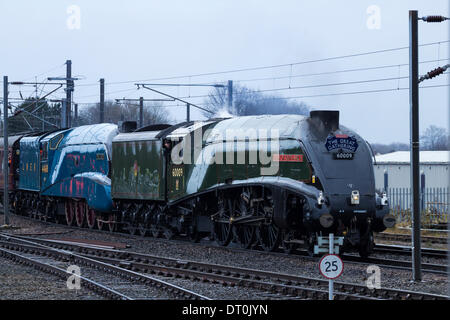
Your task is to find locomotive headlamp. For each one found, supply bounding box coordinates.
[381,192,388,206]
[319,213,334,228]
[317,191,325,205]
[351,190,360,205]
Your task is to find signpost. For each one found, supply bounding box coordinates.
[318,234,344,300]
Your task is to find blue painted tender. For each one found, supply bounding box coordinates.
[18,124,118,212]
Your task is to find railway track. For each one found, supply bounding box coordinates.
[374,244,448,259]
[3,213,450,276]
[376,232,448,245]
[1,233,447,300]
[0,234,210,300]
[0,247,134,300]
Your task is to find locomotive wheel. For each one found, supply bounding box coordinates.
[86,208,96,229]
[257,223,281,252]
[188,225,201,243]
[138,223,148,237]
[151,226,161,238]
[234,225,256,249]
[127,223,137,235]
[212,197,233,246]
[75,201,86,228]
[43,201,53,222]
[41,203,49,222]
[108,214,117,233]
[65,201,74,226]
[359,232,375,259]
[97,216,104,230]
[162,228,174,240]
[232,196,256,249]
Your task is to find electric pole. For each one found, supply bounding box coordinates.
[186,103,190,122]
[228,80,233,109]
[74,103,78,126]
[139,97,144,127]
[61,99,67,128]
[48,61,78,129]
[66,60,72,127]
[409,10,449,282]
[2,76,9,225]
[409,10,421,281]
[100,78,105,123]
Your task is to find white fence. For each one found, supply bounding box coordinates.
[387,187,449,226]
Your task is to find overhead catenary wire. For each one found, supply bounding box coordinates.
[159,83,450,107]
[74,40,450,87]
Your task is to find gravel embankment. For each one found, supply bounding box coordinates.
[0,255,103,300]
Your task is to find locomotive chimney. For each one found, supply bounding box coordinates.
[309,110,339,132]
[119,121,137,133]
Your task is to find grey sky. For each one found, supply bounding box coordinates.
[0,0,448,143]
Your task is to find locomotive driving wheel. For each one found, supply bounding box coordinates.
[257,222,281,252]
[232,196,256,249]
[255,198,281,252]
[65,201,74,226]
[75,201,86,227]
[212,195,233,246]
[86,208,96,229]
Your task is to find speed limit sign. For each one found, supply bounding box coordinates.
[319,254,344,280]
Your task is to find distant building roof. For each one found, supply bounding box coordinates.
[375,151,450,164]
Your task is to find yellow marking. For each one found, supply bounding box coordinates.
[172,167,183,177]
[175,179,179,191]
[42,164,48,173]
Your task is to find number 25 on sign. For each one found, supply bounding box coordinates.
[319,254,344,280]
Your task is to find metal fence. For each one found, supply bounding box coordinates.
[387,187,449,226]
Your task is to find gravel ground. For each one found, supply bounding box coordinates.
[0,255,102,300]
[1,213,449,299]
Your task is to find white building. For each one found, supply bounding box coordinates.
[373,151,450,191]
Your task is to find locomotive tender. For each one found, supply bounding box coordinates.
[0,111,394,257]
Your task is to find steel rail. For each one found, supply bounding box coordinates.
[374,244,448,259]
[375,233,448,244]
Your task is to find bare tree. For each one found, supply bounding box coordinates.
[202,84,309,117]
[371,142,409,155]
[78,100,171,126]
[420,125,449,151]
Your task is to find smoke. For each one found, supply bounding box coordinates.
[213,106,234,119]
